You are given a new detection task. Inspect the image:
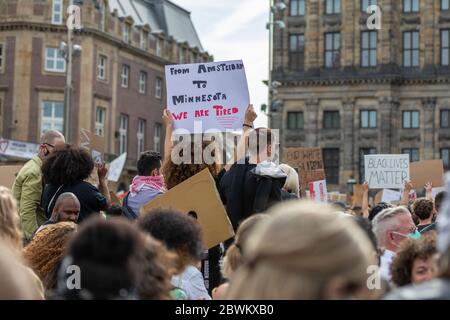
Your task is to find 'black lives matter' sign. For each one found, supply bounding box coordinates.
[364,154,410,189]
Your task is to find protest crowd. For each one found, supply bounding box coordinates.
[1,103,450,301]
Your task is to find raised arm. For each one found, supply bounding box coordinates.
[224,104,257,171]
[97,162,111,209]
[163,109,174,162]
[400,180,414,205]
[425,182,433,201]
[362,181,369,218]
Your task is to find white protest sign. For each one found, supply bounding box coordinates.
[381,189,402,204]
[165,60,250,133]
[107,153,127,182]
[0,138,39,159]
[364,154,410,189]
[308,180,328,203]
[432,187,446,198]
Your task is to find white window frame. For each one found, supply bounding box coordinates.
[52,0,63,25]
[139,71,147,94]
[140,30,148,50]
[154,123,162,153]
[41,101,64,134]
[121,65,130,88]
[100,2,106,32]
[119,114,128,154]
[45,47,66,73]
[95,107,106,137]
[156,38,162,57]
[155,77,162,99]
[97,54,107,80]
[0,43,4,71]
[123,23,131,43]
[179,46,185,64]
[137,119,146,156]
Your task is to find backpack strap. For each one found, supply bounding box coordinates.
[121,193,138,220]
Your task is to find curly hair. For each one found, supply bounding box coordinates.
[162,140,220,190]
[138,208,204,271]
[390,233,437,287]
[137,236,176,300]
[0,186,22,250]
[22,222,77,292]
[412,198,434,220]
[42,144,94,186]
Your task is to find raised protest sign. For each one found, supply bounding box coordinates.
[309,180,328,203]
[410,159,444,189]
[140,169,234,249]
[284,147,325,197]
[381,189,402,204]
[0,138,39,160]
[80,129,106,155]
[165,60,250,133]
[0,165,23,189]
[364,154,410,189]
[107,153,127,182]
[352,184,364,207]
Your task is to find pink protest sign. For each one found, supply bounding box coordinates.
[165,60,250,133]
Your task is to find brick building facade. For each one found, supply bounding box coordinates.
[271,0,450,191]
[0,0,211,190]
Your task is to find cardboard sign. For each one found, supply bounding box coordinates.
[432,187,446,198]
[308,180,328,203]
[352,184,364,207]
[410,160,444,189]
[373,190,383,206]
[79,129,106,154]
[0,165,24,189]
[165,60,250,133]
[284,147,325,197]
[107,153,127,182]
[364,154,410,189]
[0,138,39,159]
[140,169,234,249]
[381,189,402,204]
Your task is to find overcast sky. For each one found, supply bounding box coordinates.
[171,0,269,128]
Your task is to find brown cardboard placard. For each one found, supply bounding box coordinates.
[373,190,383,206]
[410,159,444,190]
[79,128,106,154]
[140,168,235,249]
[284,147,325,197]
[353,184,364,207]
[0,165,24,189]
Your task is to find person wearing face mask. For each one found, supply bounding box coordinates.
[12,130,65,243]
[372,206,419,285]
[412,198,437,234]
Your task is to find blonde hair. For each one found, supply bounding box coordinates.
[222,214,268,279]
[278,164,300,198]
[226,201,376,300]
[0,186,23,250]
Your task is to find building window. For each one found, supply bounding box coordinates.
[100,1,106,32]
[441,148,450,171]
[360,110,377,128]
[140,30,148,50]
[287,112,304,129]
[361,0,377,12]
[325,0,341,14]
[155,77,162,99]
[403,148,420,162]
[403,31,420,67]
[290,0,305,16]
[137,119,146,156]
[52,0,63,25]
[156,38,162,57]
[441,109,450,128]
[443,0,450,11]
[41,101,64,134]
[359,148,377,183]
[95,107,106,136]
[139,71,147,94]
[123,23,131,43]
[289,34,305,70]
[97,55,107,80]
[45,47,66,72]
[179,47,185,64]
[403,111,420,128]
[361,31,377,67]
[119,114,128,154]
[323,148,340,184]
[323,111,340,129]
[325,32,340,68]
[403,0,420,13]
[0,44,4,70]
[441,30,450,66]
[121,65,130,88]
[154,123,162,153]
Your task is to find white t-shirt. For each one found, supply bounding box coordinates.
[379,249,396,284]
[171,265,212,300]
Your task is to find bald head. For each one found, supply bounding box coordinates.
[51,193,80,223]
[40,130,65,145]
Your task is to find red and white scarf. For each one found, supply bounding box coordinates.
[130,175,166,196]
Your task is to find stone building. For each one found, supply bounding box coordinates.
[0,0,211,190]
[270,0,450,191]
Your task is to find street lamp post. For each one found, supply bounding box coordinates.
[64,11,73,143]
